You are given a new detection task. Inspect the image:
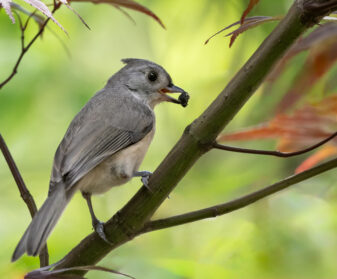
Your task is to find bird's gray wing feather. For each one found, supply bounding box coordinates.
[49,90,153,193]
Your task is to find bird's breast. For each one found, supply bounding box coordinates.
[78,128,155,194]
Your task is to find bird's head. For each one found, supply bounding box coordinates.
[116,58,189,108]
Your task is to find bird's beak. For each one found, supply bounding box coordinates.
[159,84,188,106]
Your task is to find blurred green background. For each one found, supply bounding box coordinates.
[1,0,337,278]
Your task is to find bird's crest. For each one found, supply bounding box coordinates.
[121,58,156,66]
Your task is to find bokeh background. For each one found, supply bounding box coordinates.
[1,0,337,278]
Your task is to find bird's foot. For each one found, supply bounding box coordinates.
[92,219,112,245]
[134,171,153,192]
[141,173,151,190]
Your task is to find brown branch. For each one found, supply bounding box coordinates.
[304,0,337,14]
[23,9,39,31]
[13,11,25,51]
[0,3,61,90]
[0,134,49,266]
[213,131,337,157]
[0,135,36,217]
[139,156,337,233]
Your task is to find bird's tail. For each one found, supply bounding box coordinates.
[12,185,71,262]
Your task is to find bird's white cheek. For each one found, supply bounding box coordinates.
[149,92,166,108]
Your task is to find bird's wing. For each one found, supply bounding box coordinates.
[49,91,154,194]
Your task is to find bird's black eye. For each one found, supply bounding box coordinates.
[148,71,158,82]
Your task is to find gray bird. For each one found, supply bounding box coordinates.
[12,58,188,261]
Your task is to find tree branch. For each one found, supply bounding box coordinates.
[213,131,337,157]
[139,156,337,233]
[0,4,61,90]
[304,0,337,15]
[47,0,337,275]
[0,134,49,266]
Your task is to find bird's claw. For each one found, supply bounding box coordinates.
[141,175,150,189]
[93,220,112,245]
[133,171,153,192]
[140,171,152,192]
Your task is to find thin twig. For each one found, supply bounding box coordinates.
[139,156,337,234]
[23,9,39,31]
[0,134,49,266]
[213,131,337,157]
[0,4,61,90]
[15,11,25,51]
[0,135,36,216]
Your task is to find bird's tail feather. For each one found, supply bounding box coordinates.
[12,185,70,262]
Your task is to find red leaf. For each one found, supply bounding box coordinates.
[263,23,337,112]
[218,95,337,172]
[277,39,337,112]
[70,0,165,28]
[218,125,281,141]
[268,23,337,84]
[241,0,260,24]
[59,0,90,29]
[205,16,281,46]
[295,144,337,173]
[112,3,136,24]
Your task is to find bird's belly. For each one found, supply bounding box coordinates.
[77,129,154,195]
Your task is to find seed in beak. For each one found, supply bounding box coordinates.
[178,91,190,107]
[159,84,189,107]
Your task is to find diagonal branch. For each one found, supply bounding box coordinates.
[0,134,49,267]
[213,131,337,157]
[139,156,337,233]
[49,0,337,275]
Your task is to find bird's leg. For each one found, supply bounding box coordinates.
[81,192,112,244]
[133,171,152,191]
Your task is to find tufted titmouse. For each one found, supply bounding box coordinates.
[12,58,189,261]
